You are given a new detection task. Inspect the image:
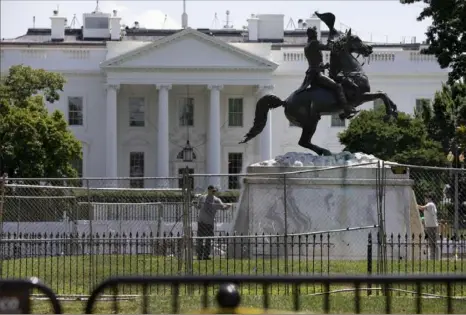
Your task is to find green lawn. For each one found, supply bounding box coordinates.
[2,254,465,297]
[31,294,466,314]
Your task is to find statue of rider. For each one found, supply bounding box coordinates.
[297,14,356,119]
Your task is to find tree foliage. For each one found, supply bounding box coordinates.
[416,83,466,154]
[338,108,447,206]
[339,83,466,165]
[401,0,466,84]
[0,65,82,178]
[423,83,466,225]
[339,84,466,223]
[338,108,446,166]
[449,83,466,150]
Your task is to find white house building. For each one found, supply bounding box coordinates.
[0,8,449,189]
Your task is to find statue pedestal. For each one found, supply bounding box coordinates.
[227,152,424,261]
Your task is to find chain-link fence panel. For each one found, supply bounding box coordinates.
[402,165,466,237]
[82,177,182,238]
[227,163,390,261]
[84,177,181,189]
[2,178,82,235]
[1,172,465,297]
[1,177,181,237]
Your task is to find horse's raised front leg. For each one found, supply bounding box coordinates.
[298,118,332,156]
[360,91,398,121]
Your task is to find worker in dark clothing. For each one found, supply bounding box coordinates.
[194,185,231,260]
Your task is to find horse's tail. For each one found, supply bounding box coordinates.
[239,94,285,144]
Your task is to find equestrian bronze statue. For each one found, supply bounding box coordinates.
[297,12,356,120]
[239,12,398,157]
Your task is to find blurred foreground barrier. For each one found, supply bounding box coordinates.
[0,278,62,314]
[85,274,466,314]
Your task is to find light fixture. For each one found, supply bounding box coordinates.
[182,140,194,162]
[177,85,196,163]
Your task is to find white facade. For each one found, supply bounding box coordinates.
[0,10,449,188]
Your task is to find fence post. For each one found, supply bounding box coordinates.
[367,232,372,296]
[454,170,459,235]
[183,167,194,294]
[376,160,387,275]
[283,173,289,294]
[0,173,6,277]
[86,178,95,289]
[182,167,193,281]
[187,169,193,279]
[283,174,288,270]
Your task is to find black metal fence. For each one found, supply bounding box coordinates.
[0,232,465,297]
[1,275,465,314]
[85,275,466,314]
[368,232,466,274]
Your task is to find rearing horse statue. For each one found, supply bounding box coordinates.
[239,29,399,157]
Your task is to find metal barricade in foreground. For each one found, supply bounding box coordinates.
[85,274,466,314]
[0,278,62,314]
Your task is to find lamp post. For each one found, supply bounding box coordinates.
[179,86,194,282]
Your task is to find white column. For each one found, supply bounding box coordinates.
[106,84,119,185]
[207,84,223,188]
[156,84,171,184]
[257,84,274,162]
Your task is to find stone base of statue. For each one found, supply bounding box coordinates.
[227,152,424,261]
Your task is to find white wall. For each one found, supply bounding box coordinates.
[114,84,259,179]
[44,81,263,182]
[46,74,108,178]
[0,47,106,72]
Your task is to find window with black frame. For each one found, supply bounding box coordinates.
[228,153,243,190]
[129,97,145,127]
[129,152,144,188]
[68,97,83,126]
[228,98,243,127]
[179,97,194,127]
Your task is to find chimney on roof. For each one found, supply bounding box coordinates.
[110,10,121,40]
[50,9,66,41]
[247,14,259,41]
[248,14,284,42]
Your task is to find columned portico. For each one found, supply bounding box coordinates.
[156,84,171,181]
[106,84,119,182]
[101,28,278,188]
[258,84,275,161]
[207,84,223,187]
